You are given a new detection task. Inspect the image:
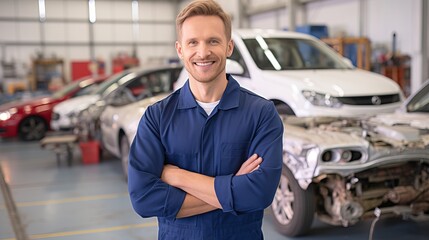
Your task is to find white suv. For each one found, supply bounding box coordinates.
[175,29,403,116]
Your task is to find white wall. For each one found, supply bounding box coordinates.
[306,0,361,37]
[0,0,178,83]
[1,0,427,92]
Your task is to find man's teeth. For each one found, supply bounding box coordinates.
[195,62,213,66]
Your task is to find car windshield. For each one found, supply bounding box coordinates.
[51,80,82,99]
[91,71,131,95]
[243,37,350,70]
[406,82,429,113]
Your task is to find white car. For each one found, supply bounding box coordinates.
[51,71,130,131]
[175,29,404,116]
[99,94,169,178]
[51,64,181,131]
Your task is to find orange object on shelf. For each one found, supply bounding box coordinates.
[79,141,100,165]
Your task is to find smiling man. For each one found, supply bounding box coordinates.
[128,0,283,239]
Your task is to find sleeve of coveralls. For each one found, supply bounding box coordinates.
[214,102,283,215]
[128,105,186,219]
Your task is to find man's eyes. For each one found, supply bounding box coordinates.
[188,41,197,46]
[187,39,220,46]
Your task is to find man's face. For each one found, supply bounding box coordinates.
[176,15,233,84]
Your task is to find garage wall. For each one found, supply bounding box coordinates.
[0,0,178,83]
[1,0,427,92]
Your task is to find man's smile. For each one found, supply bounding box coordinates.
[194,61,215,66]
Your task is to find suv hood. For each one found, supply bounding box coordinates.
[262,69,400,96]
[53,95,100,115]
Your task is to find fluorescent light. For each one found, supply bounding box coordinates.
[132,0,139,22]
[89,0,96,23]
[38,0,46,22]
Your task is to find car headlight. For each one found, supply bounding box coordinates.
[0,111,11,121]
[0,108,17,121]
[302,90,342,108]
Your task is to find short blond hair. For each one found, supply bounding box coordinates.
[176,0,232,41]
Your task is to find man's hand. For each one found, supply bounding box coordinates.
[161,153,263,218]
[235,153,263,176]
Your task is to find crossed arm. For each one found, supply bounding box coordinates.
[161,154,263,218]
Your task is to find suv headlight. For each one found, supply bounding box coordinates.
[0,108,17,121]
[302,90,342,108]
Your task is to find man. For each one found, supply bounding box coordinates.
[128,0,283,239]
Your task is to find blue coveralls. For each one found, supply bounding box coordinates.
[128,75,283,239]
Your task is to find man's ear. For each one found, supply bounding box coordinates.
[227,39,234,57]
[175,41,183,59]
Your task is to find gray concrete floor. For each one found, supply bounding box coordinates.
[1,139,428,240]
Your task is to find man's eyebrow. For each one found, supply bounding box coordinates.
[184,37,197,42]
[209,36,221,41]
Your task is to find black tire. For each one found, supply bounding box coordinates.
[270,164,315,237]
[275,104,295,116]
[120,135,130,180]
[19,116,47,141]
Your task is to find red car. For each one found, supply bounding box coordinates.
[0,75,107,141]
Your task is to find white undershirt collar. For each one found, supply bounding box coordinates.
[196,100,220,116]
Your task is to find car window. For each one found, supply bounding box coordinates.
[93,71,130,95]
[108,68,181,106]
[406,82,429,113]
[51,80,82,98]
[74,82,103,97]
[243,37,350,70]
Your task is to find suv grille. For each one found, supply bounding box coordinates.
[337,94,400,105]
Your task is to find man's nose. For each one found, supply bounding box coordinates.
[196,43,211,58]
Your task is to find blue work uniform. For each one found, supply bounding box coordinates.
[128,75,283,240]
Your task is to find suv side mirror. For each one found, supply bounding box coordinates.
[226,59,244,75]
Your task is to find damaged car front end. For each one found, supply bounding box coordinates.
[272,110,429,236]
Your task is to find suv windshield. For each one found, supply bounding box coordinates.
[243,37,350,70]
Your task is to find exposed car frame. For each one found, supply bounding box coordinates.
[270,80,429,237]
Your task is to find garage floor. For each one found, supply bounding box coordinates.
[1,139,428,240]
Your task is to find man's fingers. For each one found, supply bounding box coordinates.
[250,164,260,173]
[241,154,258,167]
[246,157,262,171]
[236,155,263,176]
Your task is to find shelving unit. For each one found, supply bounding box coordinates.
[322,37,371,71]
[31,58,65,91]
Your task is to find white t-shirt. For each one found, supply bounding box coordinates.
[196,100,220,116]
